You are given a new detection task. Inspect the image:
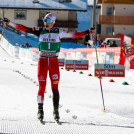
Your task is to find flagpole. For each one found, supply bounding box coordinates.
[93,0,106,112]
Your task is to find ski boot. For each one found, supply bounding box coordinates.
[53,108,61,125]
[37,104,45,124]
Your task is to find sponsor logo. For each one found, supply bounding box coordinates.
[39,75,45,81]
[35,27,39,30]
[65,65,88,70]
[105,70,108,76]
[41,50,57,53]
[40,53,57,56]
[53,81,59,84]
[43,38,56,42]
[52,74,58,80]
[95,70,125,77]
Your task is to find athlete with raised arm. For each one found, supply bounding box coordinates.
[4,13,94,124]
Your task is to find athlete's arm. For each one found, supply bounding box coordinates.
[72,30,92,38]
[4,18,41,37]
[59,27,94,39]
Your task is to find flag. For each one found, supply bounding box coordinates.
[119,34,134,69]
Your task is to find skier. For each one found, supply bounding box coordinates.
[4,13,94,124]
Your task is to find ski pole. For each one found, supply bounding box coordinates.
[93,34,106,113]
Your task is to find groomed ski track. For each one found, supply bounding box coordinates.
[0,46,134,134]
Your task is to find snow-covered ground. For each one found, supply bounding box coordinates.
[0,45,134,134]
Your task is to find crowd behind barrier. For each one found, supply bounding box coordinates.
[0,36,121,66]
[87,38,120,48]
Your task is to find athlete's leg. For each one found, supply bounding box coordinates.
[49,57,60,120]
[49,57,60,108]
[37,57,48,104]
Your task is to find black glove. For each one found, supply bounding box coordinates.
[4,18,10,24]
[90,25,95,30]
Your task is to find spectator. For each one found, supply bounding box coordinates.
[24,42,32,48]
[98,38,103,46]
[106,40,110,46]
[111,41,118,47]
[99,41,107,48]
[20,44,25,48]
[20,42,32,48]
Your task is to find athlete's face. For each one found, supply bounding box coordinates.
[44,17,54,30]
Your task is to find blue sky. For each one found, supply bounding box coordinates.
[77,7,91,31]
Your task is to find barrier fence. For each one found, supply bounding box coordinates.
[0,35,121,67]
[59,47,121,67]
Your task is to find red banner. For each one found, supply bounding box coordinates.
[65,64,88,70]
[65,60,89,70]
[94,64,125,77]
[95,69,125,77]
[119,34,134,69]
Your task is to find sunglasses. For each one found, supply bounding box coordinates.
[43,19,53,23]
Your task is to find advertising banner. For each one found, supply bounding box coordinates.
[65,60,89,70]
[95,64,125,77]
[58,58,65,67]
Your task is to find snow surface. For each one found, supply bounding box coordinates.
[0,45,134,133]
[0,0,87,11]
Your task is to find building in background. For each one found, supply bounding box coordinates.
[97,0,134,40]
[0,0,87,43]
[88,0,101,29]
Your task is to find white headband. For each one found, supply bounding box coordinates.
[44,13,56,23]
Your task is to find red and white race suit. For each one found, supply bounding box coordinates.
[7,21,92,108]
